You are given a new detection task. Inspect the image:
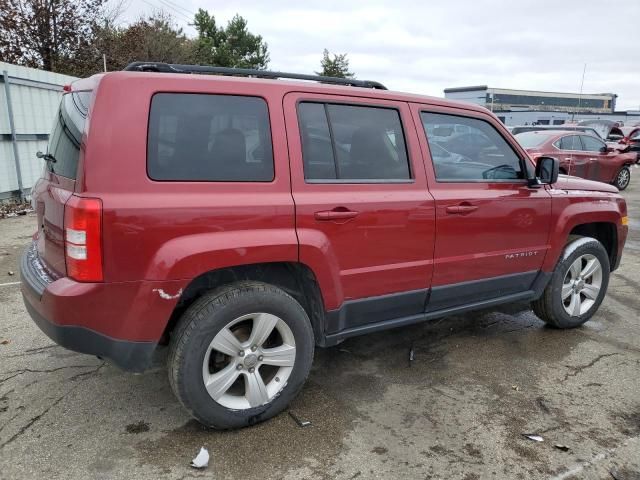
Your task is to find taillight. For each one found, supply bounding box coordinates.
[64,196,103,282]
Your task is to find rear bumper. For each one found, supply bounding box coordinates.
[23,295,156,372]
[20,244,186,372]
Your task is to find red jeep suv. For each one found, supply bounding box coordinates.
[21,62,628,429]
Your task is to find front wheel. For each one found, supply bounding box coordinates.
[168,282,315,429]
[613,166,631,190]
[532,237,610,328]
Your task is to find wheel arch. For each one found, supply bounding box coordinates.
[160,262,327,346]
[567,222,618,271]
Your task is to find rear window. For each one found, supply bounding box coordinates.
[514,131,552,148]
[147,93,274,182]
[46,91,91,179]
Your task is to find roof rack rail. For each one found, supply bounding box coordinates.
[123,61,388,90]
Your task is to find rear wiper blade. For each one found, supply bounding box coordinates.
[36,151,57,163]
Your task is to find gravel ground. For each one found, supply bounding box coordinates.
[0,176,639,479]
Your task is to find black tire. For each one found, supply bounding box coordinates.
[168,281,315,429]
[613,166,631,191]
[531,237,610,328]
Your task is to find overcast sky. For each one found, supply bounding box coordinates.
[122,0,640,110]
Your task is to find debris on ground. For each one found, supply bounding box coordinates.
[289,411,312,428]
[0,339,9,345]
[0,200,33,219]
[190,447,209,469]
[125,421,150,434]
[554,444,570,452]
[522,433,544,442]
[408,344,415,366]
[511,385,520,391]
[8,271,15,276]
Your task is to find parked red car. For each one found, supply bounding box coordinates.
[515,130,636,190]
[22,62,628,429]
[612,126,640,160]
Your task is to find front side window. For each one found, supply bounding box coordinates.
[557,135,581,151]
[580,135,606,152]
[147,93,274,181]
[421,112,524,181]
[298,102,411,181]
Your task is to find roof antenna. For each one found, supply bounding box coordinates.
[572,63,587,122]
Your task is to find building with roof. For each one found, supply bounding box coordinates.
[444,85,617,113]
[444,85,640,127]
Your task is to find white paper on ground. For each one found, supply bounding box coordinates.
[190,447,210,469]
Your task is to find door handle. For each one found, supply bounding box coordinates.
[446,204,478,214]
[314,208,359,221]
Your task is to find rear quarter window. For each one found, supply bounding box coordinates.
[147,93,274,182]
[46,91,91,179]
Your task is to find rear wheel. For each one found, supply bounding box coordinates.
[613,166,631,190]
[168,282,314,429]
[532,237,610,328]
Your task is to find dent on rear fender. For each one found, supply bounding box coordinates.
[152,288,183,300]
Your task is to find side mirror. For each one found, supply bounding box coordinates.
[534,156,559,185]
[600,145,609,153]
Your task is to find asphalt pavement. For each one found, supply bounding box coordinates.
[1,176,639,479]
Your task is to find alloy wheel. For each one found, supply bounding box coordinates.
[617,168,630,189]
[561,254,603,317]
[202,313,296,409]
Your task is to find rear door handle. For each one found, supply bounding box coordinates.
[314,208,359,221]
[446,204,478,215]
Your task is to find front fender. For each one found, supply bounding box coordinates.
[145,229,298,280]
[543,189,626,271]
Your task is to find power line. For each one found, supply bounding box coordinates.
[156,0,193,21]
[160,0,195,17]
[137,0,192,23]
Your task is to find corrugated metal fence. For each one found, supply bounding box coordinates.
[0,62,77,199]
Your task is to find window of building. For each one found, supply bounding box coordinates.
[420,112,524,181]
[147,93,274,182]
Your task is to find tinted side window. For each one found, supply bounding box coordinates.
[47,91,91,179]
[298,103,337,180]
[298,102,411,181]
[580,135,605,152]
[148,94,274,181]
[558,135,581,151]
[421,112,523,181]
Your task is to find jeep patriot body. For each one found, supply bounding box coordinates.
[21,63,628,428]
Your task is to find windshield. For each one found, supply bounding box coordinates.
[46,91,91,179]
[514,131,552,148]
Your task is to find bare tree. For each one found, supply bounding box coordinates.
[0,0,107,74]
